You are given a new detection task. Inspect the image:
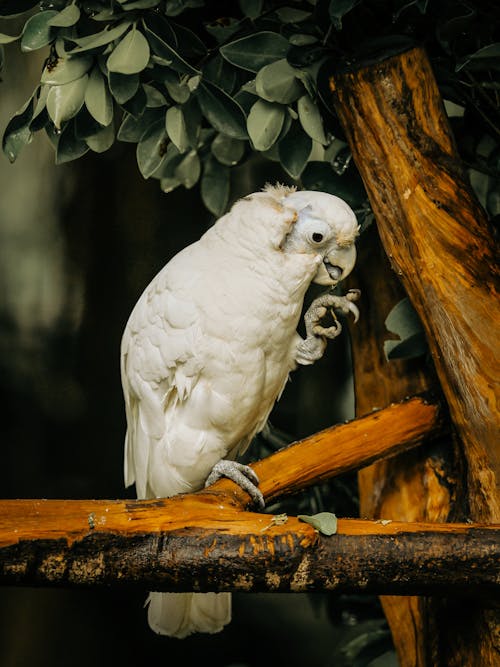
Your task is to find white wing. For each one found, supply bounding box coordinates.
[121,249,206,499]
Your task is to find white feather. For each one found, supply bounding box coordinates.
[121,185,359,636]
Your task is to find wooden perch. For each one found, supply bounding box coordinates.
[330,45,500,523]
[0,397,468,590]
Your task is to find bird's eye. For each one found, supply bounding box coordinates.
[312,232,324,243]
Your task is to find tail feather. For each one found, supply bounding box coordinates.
[146,592,231,639]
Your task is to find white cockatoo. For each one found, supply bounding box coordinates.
[120,184,360,638]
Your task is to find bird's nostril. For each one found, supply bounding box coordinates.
[324,262,343,281]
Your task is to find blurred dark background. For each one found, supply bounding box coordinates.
[0,46,394,667]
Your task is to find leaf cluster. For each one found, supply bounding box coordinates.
[1,0,499,217]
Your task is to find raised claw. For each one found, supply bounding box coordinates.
[205,460,264,509]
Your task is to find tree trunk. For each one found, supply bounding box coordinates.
[330,44,500,667]
[346,225,465,666]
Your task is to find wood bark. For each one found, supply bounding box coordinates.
[330,46,499,523]
[1,504,497,595]
[330,45,499,666]
[347,225,463,667]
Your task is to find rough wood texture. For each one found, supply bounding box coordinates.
[330,45,499,666]
[347,226,463,666]
[331,46,499,524]
[1,499,498,594]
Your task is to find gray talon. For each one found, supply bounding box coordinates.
[205,460,264,508]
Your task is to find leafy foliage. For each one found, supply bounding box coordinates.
[1,0,499,219]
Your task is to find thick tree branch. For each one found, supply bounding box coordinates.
[330,46,500,523]
[1,512,498,595]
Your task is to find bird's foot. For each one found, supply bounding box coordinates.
[295,289,361,365]
[306,289,360,338]
[205,460,265,509]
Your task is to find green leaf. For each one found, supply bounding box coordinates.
[220,31,289,73]
[197,80,248,140]
[256,59,303,104]
[55,118,89,164]
[68,22,132,53]
[136,118,168,178]
[155,68,190,103]
[175,149,200,188]
[297,94,326,144]
[122,0,159,8]
[211,133,245,166]
[74,107,103,139]
[239,0,263,19]
[204,18,241,45]
[456,43,500,72]
[289,34,318,47]
[47,75,88,128]
[201,155,230,216]
[143,83,167,107]
[164,0,204,16]
[298,512,337,536]
[48,4,80,27]
[85,67,113,126]
[203,54,237,94]
[108,71,139,104]
[86,121,115,153]
[120,85,147,117]
[0,32,20,44]
[384,298,427,360]
[247,99,284,151]
[143,19,200,76]
[278,122,311,178]
[2,95,34,162]
[107,27,150,75]
[275,7,311,23]
[155,141,182,181]
[41,54,92,85]
[21,10,58,52]
[328,0,360,30]
[117,107,164,142]
[165,105,190,153]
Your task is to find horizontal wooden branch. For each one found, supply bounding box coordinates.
[1,510,498,595]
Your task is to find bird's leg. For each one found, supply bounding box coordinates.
[295,289,361,365]
[205,460,265,509]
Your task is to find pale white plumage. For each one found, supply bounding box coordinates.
[120,184,359,638]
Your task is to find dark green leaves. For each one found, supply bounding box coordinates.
[21,10,57,52]
[136,118,168,178]
[197,80,247,140]
[255,59,303,103]
[384,298,427,361]
[220,31,289,73]
[329,0,361,30]
[107,27,150,75]
[247,99,284,151]
[278,122,311,178]
[201,156,230,215]
[2,96,34,162]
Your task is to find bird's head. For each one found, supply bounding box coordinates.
[281,190,359,286]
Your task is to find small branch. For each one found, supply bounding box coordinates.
[215,394,445,507]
